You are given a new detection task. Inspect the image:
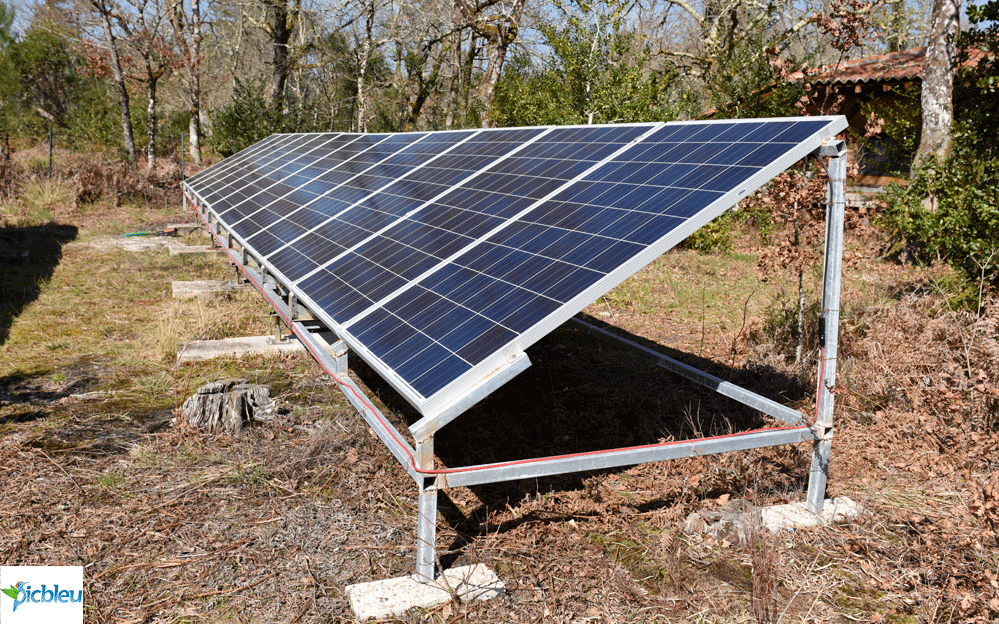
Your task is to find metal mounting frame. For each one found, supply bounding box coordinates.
[181,136,847,584]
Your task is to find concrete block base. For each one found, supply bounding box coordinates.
[165,223,209,237]
[172,280,253,300]
[761,497,864,532]
[168,245,227,258]
[345,564,504,621]
[177,335,305,364]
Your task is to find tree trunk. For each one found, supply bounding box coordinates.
[146,70,159,170]
[914,0,961,170]
[188,0,203,166]
[93,0,137,166]
[266,0,296,108]
[355,0,375,132]
[404,48,444,130]
[444,30,461,129]
[477,36,509,128]
[454,0,526,128]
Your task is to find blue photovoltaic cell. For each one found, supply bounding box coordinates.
[184,117,845,406]
[206,134,357,224]
[282,128,546,325]
[335,125,658,396]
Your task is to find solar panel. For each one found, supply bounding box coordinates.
[183,117,847,420]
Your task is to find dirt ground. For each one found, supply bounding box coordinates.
[1,161,997,623]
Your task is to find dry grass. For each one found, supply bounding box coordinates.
[1,158,997,622]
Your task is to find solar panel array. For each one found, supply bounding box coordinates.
[184,117,847,417]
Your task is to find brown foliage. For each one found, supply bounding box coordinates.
[752,169,827,283]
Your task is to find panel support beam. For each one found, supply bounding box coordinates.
[807,139,846,513]
[434,427,817,489]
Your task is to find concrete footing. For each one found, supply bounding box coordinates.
[177,335,305,364]
[168,245,227,259]
[172,280,253,300]
[345,564,504,621]
[165,223,209,237]
[684,496,865,545]
[761,497,864,532]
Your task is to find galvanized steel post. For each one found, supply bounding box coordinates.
[415,437,437,582]
[807,140,847,514]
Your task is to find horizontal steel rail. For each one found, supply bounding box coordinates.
[435,427,818,488]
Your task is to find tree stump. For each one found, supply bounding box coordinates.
[182,378,275,433]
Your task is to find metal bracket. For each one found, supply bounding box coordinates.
[817,139,847,157]
[810,424,834,441]
[323,339,349,376]
[267,315,290,345]
[409,351,532,442]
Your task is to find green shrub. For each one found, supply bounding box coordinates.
[210,79,323,157]
[680,212,735,254]
[878,139,999,286]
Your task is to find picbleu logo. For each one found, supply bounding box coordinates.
[1,565,83,623]
[3,580,82,612]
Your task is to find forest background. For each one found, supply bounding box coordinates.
[1,0,996,284]
[0,0,979,162]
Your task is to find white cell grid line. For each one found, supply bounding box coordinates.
[288,127,562,285]
[285,172,632,345]
[246,132,452,253]
[185,134,290,187]
[197,134,316,206]
[262,126,636,272]
[302,127,656,279]
[238,133,418,245]
[223,134,365,228]
[218,134,351,205]
[329,184,685,305]
[186,136,295,195]
[268,130,537,257]
[235,133,420,221]
[205,133,318,192]
[187,131,477,313]
[337,124,666,332]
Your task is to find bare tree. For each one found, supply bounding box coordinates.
[914,0,960,169]
[115,0,179,169]
[172,0,204,165]
[87,0,138,165]
[454,0,527,127]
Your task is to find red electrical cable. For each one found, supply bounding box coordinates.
[185,191,826,478]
